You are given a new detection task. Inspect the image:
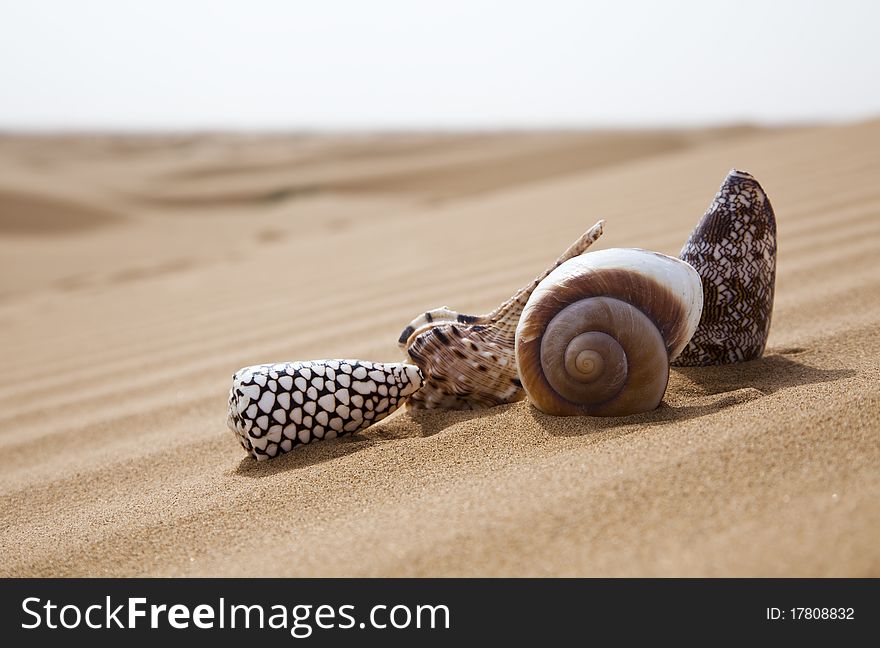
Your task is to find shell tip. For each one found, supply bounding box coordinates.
[726,168,757,182]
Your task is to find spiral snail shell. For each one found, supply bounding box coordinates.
[227,360,423,460]
[515,248,703,416]
[398,220,705,416]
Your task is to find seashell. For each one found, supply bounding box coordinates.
[227,360,423,460]
[515,248,703,416]
[398,220,605,409]
[672,169,777,366]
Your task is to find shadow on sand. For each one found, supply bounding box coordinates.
[232,408,462,477]
[234,433,379,477]
[532,352,855,437]
[235,350,855,473]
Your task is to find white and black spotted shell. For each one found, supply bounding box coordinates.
[227,360,423,460]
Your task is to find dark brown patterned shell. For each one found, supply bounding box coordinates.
[672,169,777,366]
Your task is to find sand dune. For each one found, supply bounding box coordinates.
[0,121,877,576]
[0,188,122,234]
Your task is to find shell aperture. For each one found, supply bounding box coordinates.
[673,169,777,366]
[515,248,703,416]
[398,220,605,409]
[227,360,423,460]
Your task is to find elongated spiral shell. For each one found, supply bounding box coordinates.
[227,360,423,460]
[515,248,703,416]
[673,169,777,366]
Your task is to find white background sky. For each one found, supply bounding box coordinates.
[1,0,878,130]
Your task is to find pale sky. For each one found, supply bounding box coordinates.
[1,0,878,130]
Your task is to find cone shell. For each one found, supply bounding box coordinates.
[515,248,703,416]
[673,169,777,366]
[227,360,423,460]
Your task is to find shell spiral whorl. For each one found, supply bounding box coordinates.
[516,248,703,417]
[538,297,666,411]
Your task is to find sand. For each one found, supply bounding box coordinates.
[0,123,877,577]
